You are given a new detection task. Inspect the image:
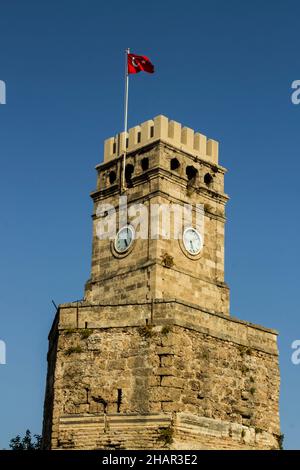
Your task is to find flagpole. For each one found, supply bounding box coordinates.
[122,48,130,192]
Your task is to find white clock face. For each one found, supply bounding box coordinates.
[183,227,203,255]
[114,225,135,253]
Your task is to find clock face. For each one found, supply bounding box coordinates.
[114,225,135,253]
[183,227,203,255]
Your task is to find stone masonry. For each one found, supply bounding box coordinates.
[42,116,280,450]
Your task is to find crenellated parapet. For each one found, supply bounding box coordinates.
[104,115,219,164]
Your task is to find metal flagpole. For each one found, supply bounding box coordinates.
[122,48,130,192]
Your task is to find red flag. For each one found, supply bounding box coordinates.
[128,53,154,74]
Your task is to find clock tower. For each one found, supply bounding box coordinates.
[42,115,280,450]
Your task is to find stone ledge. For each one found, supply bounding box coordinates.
[55,299,278,356]
[56,412,279,450]
[60,413,171,427]
[175,412,278,449]
[58,297,278,336]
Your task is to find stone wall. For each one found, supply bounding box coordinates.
[42,300,280,450]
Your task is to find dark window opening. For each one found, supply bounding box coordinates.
[117,389,122,413]
[204,173,213,186]
[126,138,129,149]
[125,164,134,187]
[137,132,141,143]
[109,170,117,185]
[113,142,116,154]
[84,322,88,329]
[170,158,180,171]
[186,165,198,181]
[92,395,108,413]
[150,126,154,138]
[141,157,149,171]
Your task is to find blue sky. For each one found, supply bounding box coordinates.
[0,0,299,449]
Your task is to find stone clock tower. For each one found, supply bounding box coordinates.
[42,115,280,450]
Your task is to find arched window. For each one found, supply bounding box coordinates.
[186,165,198,181]
[204,173,213,186]
[170,158,180,171]
[109,170,117,184]
[141,158,149,171]
[125,164,134,187]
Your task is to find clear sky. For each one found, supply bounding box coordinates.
[0,0,299,450]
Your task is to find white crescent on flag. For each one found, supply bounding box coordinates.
[127,52,154,74]
[132,57,138,67]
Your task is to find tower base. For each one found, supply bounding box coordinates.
[42,299,280,450]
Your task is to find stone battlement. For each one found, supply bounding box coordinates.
[104,115,219,164]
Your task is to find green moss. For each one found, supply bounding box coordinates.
[138,325,154,339]
[238,345,252,356]
[158,426,174,445]
[249,387,256,395]
[202,350,209,360]
[161,326,171,335]
[80,328,93,339]
[64,328,77,335]
[64,346,83,355]
[161,253,174,268]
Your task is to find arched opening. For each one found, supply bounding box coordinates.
[141,157,149,171]
[109,170,116,185]
[186,165,198,181]
[204,173,213,186]
[170,158,180,171]
[125,164,134,187]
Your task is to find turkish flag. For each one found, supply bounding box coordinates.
[128,53,155,74]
